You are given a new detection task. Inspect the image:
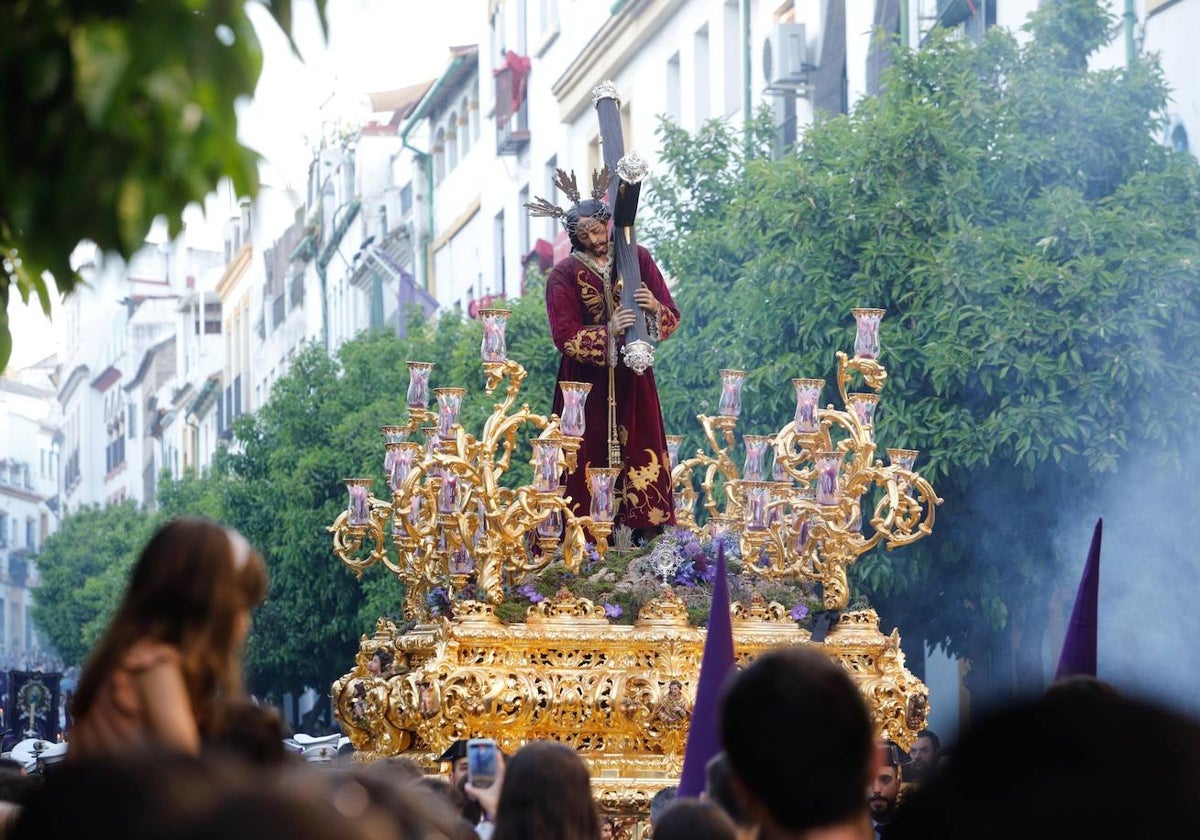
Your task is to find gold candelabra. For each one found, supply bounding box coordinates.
[669,308,941,612]
[327,307,939,823]
[330,309,622,623]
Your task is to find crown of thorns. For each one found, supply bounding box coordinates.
[524,166,613,227]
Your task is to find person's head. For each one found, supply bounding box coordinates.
[653,799,738,840]
[1043,674,1120,702]
[205,700,289,768]
[491,740,599,840]
[887,689,1200,840]
[720,646,875,838]
[599,816,617,840]
[72,518,268,732]
[906,729,940,783]
[649,785,679,828]
[867,742,905,824]
[563,198,611,255]
[439,740,470,787]
[330,765,467,840]
[184,765,411,840]
[368,755,425,785]
[10,746,250,840]
[704,752,753,830]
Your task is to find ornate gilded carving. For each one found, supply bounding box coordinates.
[331,606,929,803]
[328,309,937,815]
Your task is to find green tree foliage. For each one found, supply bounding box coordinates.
[644,0,1200,699]
[31,502,156,667]
[0,1,326,372]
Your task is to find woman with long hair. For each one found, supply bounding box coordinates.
[68,517,268,759]
[478,740,600,840]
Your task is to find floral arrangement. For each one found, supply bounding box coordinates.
[427,526,820,629]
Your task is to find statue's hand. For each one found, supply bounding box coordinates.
[609,305,636,334]
[633,286,659,315]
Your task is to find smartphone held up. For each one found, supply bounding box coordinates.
[467,738,499,789]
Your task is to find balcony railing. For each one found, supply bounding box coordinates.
[495,60,530,155]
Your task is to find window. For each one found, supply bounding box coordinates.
[723,0,741,117]
[459,98,472,157]
[518,185,530,258]
[204,302,222,334]
[494,210,507,297]
[25,519,35,552]
[434,127,447,183]
[0,513,7,547]
[666,53,682,124]
[543,155,558,240]
[538,0,559,40]
[694,24,711,125]
[1172,124,1190,153]
[128,403,137,438]
[447,113,459,170]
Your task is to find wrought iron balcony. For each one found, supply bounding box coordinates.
[495,59,530,155]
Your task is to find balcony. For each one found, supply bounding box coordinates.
[495,55,531,155]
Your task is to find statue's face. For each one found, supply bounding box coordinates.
[575,215,608,257]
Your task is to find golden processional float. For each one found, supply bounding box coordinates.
[328,306,941,817]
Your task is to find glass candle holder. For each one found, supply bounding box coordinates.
[665,435,683,469]
[449,545,476,575]
[559,381,592,437]
[852,308,885,360]
[717,369,747,418]
[888,448,918,472]
[344,478,373,527]
[421,426,439,458]
[479,309,510,363]
[847,392,880,429]
[537,508,563,539]
[407,493,424,526]
[437,467,460,515]
[381,425,408,445]
[389,442,421,494]
[744,481,772,531]
[771,451,790,484]
[815,451,844,506]
[587,466,622,522]
[435,387,466,440]
[792,489,816,553]
[792,378,825,434]
[406,362,434,409]
[888,448,920,498]
[742,435,771,481]
[531,438,562,492]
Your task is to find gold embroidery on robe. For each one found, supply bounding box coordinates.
[657,307,680,340]
[564,326,608,365]
[577,271,606,323]
[626,450,663,491]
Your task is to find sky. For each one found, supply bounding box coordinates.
[5,0,483,371]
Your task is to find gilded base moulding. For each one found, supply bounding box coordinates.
[332,589,929,819]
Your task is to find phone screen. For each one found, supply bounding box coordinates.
[467,738,498,788]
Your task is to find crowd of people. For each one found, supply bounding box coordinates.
[2,516,1197,840]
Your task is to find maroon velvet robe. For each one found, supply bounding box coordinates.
[546,245,681,531]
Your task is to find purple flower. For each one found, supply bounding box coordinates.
[790,603,810,622]
[603,602,623,619]
[517,583,544,604]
